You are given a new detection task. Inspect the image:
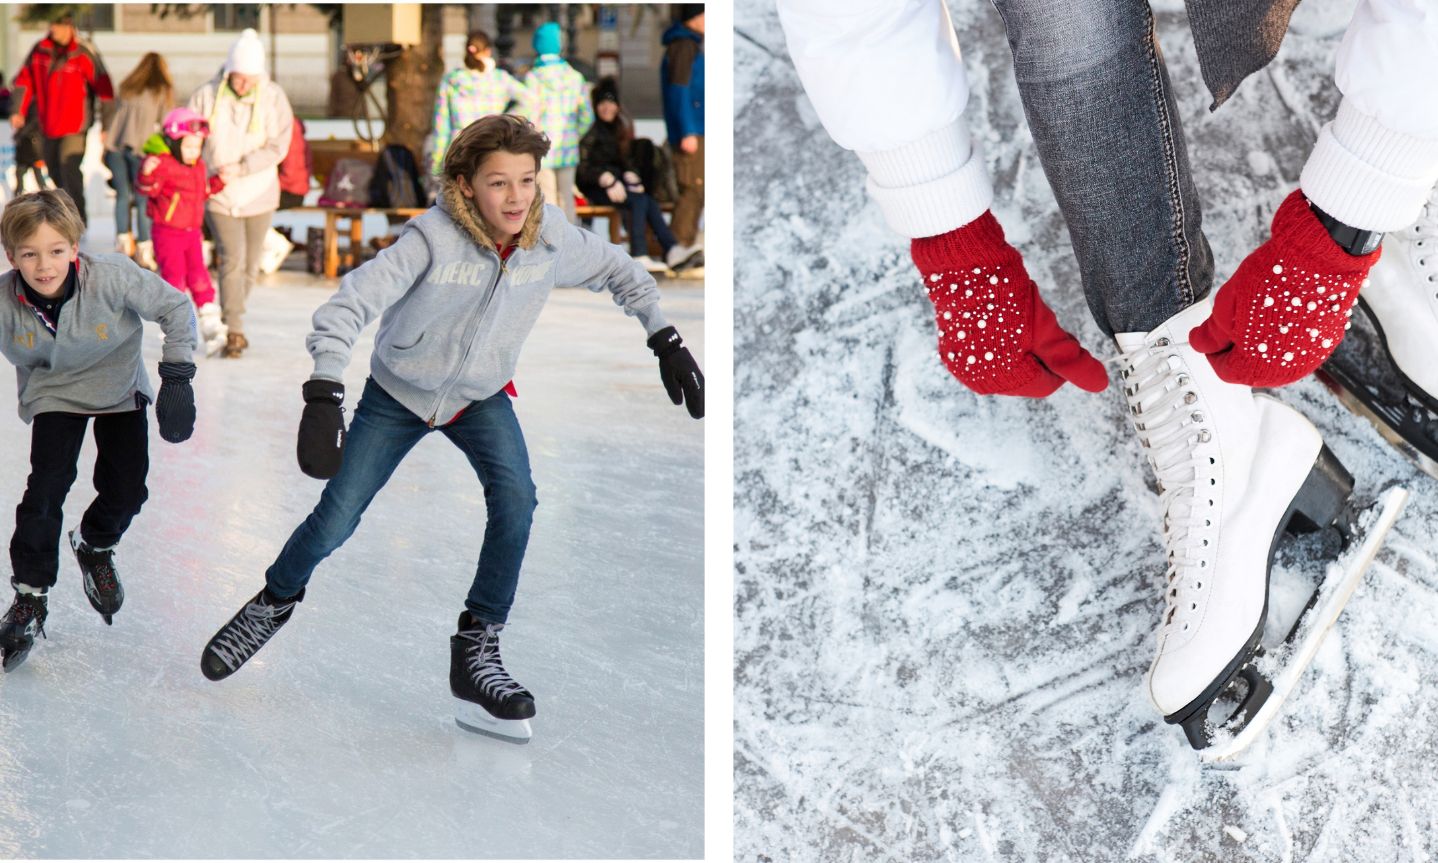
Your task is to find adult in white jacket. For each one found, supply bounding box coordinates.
[188,28,294,359]
[778,0,1438,753]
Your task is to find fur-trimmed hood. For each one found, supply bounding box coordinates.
[437,176,547,254]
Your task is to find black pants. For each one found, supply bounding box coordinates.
[41,133,89,225]
[10,410,149,591]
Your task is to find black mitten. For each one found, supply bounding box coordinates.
[646,327,704,419]
[155,361,197,443]
[297,379,346,479]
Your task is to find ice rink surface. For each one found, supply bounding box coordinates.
[0,256,704,858]
[735,1,1438,861]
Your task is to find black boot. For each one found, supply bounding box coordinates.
[201,586,305,681]
[70,530,123,625]
[450,613,536,722]
[1,590,48,672]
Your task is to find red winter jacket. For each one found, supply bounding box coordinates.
[12,36,113,138]
[277,116,312,196]
[135,152,224,231]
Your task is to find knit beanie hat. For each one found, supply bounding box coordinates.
[226,28,266,75]
[532,22,562,56]
[677,4,705,24]
[592,77,620,107]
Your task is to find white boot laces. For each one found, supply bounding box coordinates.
[1116,337,1216,639]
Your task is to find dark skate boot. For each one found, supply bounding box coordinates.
[450,613,536,743]
[200,586,305,681]
[70,530,123,625]
[1,590,48,672]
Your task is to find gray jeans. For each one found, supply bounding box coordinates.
[206,211,272,334]
[990,0,1215,336]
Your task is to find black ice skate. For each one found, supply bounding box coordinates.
[69,530,123,625]
[450,614,536,744]
[200,586,304,681]
[1,591,48,672]
[1318,193,1438,479]
[1317,298,1438,479]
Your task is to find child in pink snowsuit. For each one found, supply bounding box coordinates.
[135,107,227,352]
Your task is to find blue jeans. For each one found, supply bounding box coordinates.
[989,0,1214,336]
[626,191,677,257]
[104,148,151,241]
[266,378,538,624]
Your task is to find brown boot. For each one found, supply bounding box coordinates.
[221,333,249,358]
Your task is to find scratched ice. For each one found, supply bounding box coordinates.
[0,256,704,858]
[734,0,1438,860]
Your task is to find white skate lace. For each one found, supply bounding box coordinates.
[1116,338,1215,636]
[210,597,293,671]
[458,625,528,701]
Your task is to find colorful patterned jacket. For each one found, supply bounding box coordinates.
[431,65,531,174]
[524,58,592,171]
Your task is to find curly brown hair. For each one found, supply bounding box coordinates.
[440,114,551,183]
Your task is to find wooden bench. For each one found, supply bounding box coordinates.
[282,201,679,280]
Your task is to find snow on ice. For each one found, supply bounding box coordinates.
[735,1,1438,860]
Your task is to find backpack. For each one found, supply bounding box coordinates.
[317,157,374,209]
[369,144,425,209]
[632,138,678,205]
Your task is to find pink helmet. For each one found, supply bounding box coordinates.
[162,107,210,140]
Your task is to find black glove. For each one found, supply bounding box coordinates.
[155,361,196,443]
[647,326,704,419]
[297,379,347,479]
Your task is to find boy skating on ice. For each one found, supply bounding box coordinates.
[199,115,703,743]
[135,107,228,357]
[0,189,198,671]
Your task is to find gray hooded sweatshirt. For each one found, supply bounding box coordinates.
[306,179,670,426]
[0,253,197,422]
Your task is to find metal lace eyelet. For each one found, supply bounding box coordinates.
[1191,412,1204,423]
[1184,392,1197,405]
[1156,337,1170,347]
[1199,429,1212,442]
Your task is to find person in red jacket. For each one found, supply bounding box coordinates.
[135,107,227,355]
[277,116,311,209]
[8,13,114,225]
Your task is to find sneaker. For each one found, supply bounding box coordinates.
[665,243,703,271]
[201,586,305,681]
[633,255,670,274]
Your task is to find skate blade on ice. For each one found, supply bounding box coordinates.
[1200,486,1409,763]
[455,699,533,744]
[2,643,34,672]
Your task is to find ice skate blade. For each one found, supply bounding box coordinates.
[2,645,33,672]
[454,700,533,744]
[1316,368,1438,481]
[1200,486,1409,763]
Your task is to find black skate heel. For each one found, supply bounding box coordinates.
[1284,445,1354,537]
[1174,656,1274,751]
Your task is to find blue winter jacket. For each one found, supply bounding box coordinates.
[660,23,704,147]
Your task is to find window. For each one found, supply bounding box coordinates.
[213,4,261,32]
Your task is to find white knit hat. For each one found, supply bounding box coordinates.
[226,28,266,75]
